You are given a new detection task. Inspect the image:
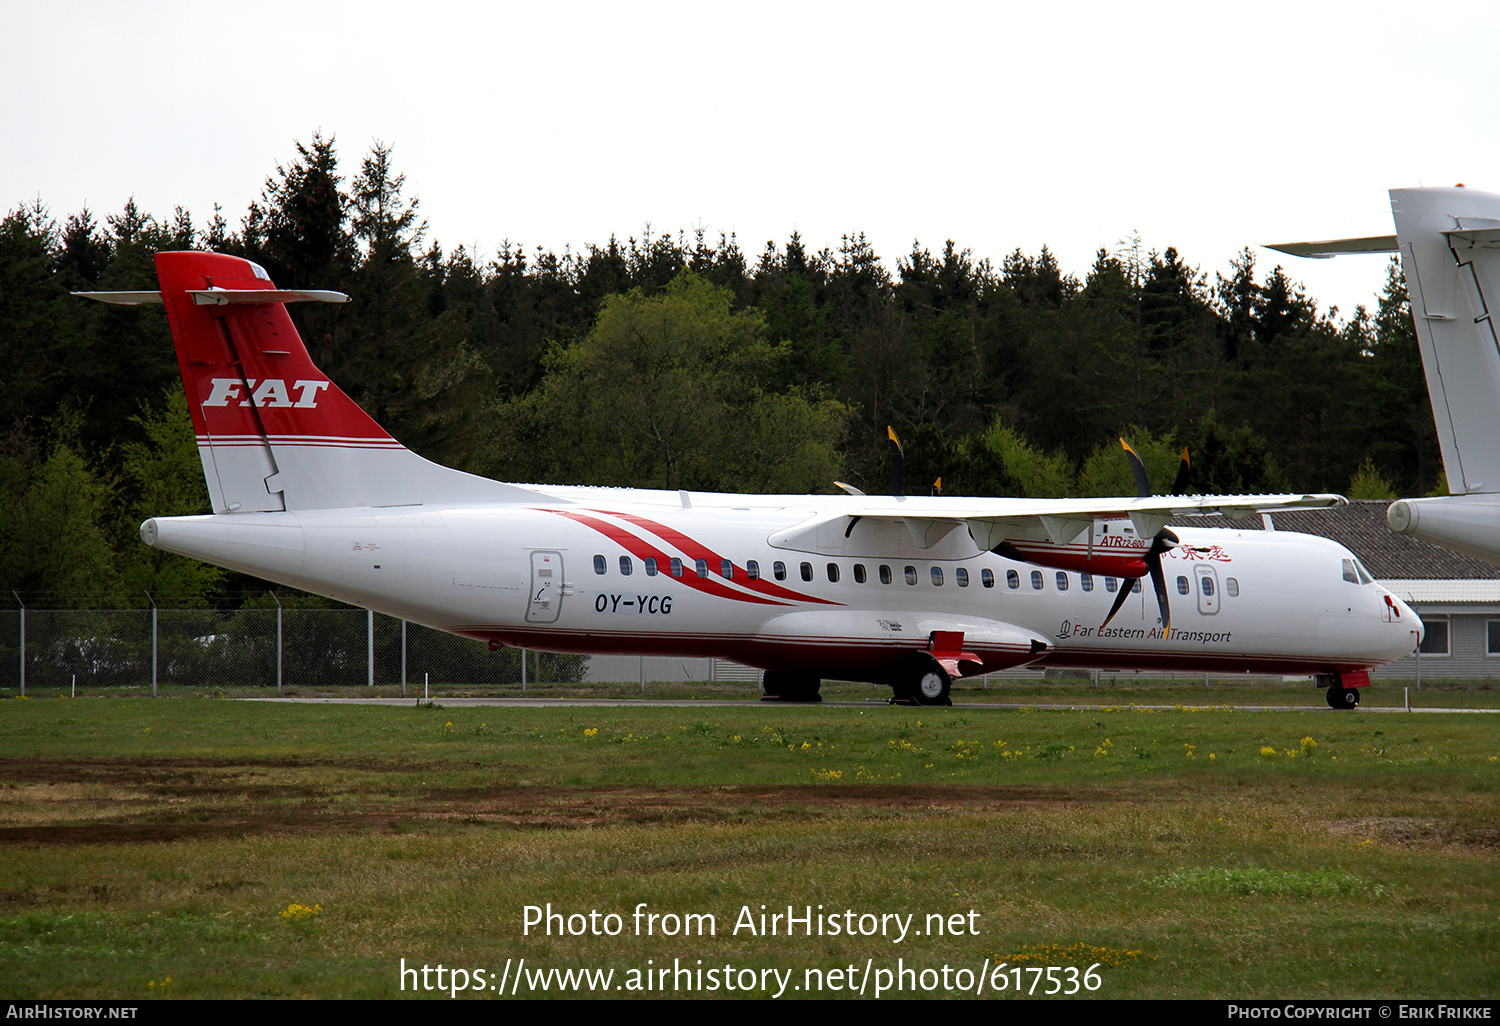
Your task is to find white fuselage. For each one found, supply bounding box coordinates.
[144,487,1422,684]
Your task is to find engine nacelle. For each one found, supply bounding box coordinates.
[1388,496,1500,567]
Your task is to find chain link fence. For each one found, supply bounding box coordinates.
[0,607,638,697]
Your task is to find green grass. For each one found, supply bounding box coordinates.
[0,698,1496,999]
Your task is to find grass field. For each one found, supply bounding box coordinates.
[1,692,1496,1000]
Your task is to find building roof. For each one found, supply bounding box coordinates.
[1173,500,1500,581]
[1374,580,1500,604]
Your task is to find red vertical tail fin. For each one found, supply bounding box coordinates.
[78,251,537,511]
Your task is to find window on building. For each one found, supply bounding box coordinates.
[1488,620,1500,656]
[1420,616,1449,656]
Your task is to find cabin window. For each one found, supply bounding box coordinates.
[827,563,840,583]
[801,562,814,582]
[1226,577,1239,597]
[1199,574,1214,596]
[671,557,683,578]
[774,561,786,581]
[1056,571,1069,592]
[721,560,734,579]
[1176,575,1190,595]
[880,564,892,585]
[905,565,918,585]
[984,568,996,589]
[1081,573,1094,592]
[1105,577,1118,593]
[956,567,969,588]
[619,556,633,576]
[644,557,658,576]
[1031,570,1043,590]
[854,564,867,584]
[747,560,760,580]
[695,558,709,578]
[1420,616,1449,656]
[1005,569,1019,589]
[931,567,944,586]
[593,555,606,575]
[1132,579,1142,593]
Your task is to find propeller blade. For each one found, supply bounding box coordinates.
[1099,576,1135,629]
[1146,528,1179,636]
[888,426,904,497]
[1170,446,1192,495]
[1120,438,1150,498]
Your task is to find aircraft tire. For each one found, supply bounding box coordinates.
[914,666,952,707]
[1325,685,1359,710]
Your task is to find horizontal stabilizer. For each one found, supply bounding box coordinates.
[1263,236,1398,259]
[75,288,349,306]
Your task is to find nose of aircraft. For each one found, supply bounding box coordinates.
[1381,590,1424,652]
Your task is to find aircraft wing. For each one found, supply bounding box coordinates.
[773,492,1345,550]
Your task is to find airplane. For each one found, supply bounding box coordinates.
[1268,185,1500,567]
[76,251,1422,709]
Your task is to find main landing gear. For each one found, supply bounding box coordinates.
[892,659,953,707]
[761,671,822,703]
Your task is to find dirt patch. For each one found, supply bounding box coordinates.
[0,758,1122,846]
[1326,817,1500,850]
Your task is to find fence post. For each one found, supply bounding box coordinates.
[146,592,157,698]
[401,619,407,698]
[12,591,22,698]
[521,648,527,695]
[367,609,375,689]
[270,592,282,696]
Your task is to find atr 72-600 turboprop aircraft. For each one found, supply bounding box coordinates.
[1270,186,1500,570]
[78,252,1421,708]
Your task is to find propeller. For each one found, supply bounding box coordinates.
[1100,439,1195,636]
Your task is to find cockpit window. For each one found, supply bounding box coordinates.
[1342,558,1359,585]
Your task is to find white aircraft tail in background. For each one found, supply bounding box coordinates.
[1269,186,1500,566]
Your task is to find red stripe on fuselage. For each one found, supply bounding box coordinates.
[604,511,842,606]
[544,509,790,606]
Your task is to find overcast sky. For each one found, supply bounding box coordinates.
[6,1,1499,320]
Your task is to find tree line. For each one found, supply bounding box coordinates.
[0,134,1441,606]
